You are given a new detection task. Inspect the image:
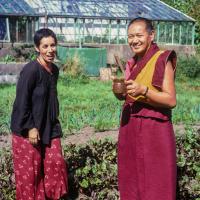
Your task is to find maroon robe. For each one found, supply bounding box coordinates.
[118,43,177,200]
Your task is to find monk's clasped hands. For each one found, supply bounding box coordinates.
[125,80,146,97]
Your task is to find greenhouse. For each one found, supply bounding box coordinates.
[0,0,39,43]
[0,0,196,45]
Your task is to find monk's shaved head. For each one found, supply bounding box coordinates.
[128,17,154,33]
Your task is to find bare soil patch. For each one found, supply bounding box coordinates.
[0,124,200,150]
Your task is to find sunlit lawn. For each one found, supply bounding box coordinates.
[0,76,199,136]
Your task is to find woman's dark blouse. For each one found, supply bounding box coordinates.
[11,60,62,145]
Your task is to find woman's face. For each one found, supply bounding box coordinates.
[128,21,155,57]
[35,36,56,63]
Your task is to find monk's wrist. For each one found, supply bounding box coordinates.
[142,86,149,97]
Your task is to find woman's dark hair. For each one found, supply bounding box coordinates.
[128,17,154,33]
[34,28,57,47]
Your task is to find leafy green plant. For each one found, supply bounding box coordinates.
[1,130,200,199]
[176,55,200,79]
[64,139,119,199]
[13,45,37,62]
[0,84,15,135]
[0,148,15,200]
[176,127,200,200]
[0,55,16,63]
[0,45,37,63]
[61,54,85,77]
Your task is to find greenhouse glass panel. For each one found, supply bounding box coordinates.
[1,0,13,13]
[45,1,61,14]
[157,22,166,43]
[4,0,193,45]
[119,20,127,44]
[187,23,193,45]
[47,18,58,32]
[54,18,66,42]
[0,7,5,13]
[166,22,173,44]
[74,18,84,43]
[63,18,76,43]
[173,23,180,44]
[101,20,110,43]
[154,21,158,42]
[84,19,94,43]
[39,0,194,22]
[15,18,27,42]
[92,19,102,43]
[0,0,36,15]
[110,20,118,44]
[181,23,188,45]
[11,1,25,13]
[0,18,8,41]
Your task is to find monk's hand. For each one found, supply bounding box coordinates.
[28,128,40,146]
[125,80,146,97]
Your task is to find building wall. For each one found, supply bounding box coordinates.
[74,43,196,64]
[1,42,196,65]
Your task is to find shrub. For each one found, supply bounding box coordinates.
[13,45,37,62]
[64,139,119,199]
[0,129,200,199]
[196,45,200,55]
[0,148,15,200]
[61,54,85,77]
[0,55,16,63]
[176,127,200,200]
[176,55,200,79]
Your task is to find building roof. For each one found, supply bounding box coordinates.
[1,0,194,22]
[26,0,195,22]
[0,0,39,17]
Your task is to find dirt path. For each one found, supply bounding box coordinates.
[0,124,200,150]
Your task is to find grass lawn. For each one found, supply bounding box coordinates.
[0,75,200,136]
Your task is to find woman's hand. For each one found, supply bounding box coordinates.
[125,80,146,97]
[28,128,40,146]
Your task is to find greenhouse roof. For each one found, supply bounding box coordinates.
[0,0,38,17]
[27,0,195,22]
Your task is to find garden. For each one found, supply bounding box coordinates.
[0,46,200,200]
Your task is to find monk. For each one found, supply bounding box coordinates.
[117,18,177,200]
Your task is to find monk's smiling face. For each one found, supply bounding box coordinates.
[128,20,155,58]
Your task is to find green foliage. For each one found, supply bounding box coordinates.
[0,74,200,135]
[176,55,200,79]
[0,55,16,63]
[1,129,200,199]
[57,76,122,135]
[13,45,37,62]
[0,45,37,63]
[176,127,200,199]
[0,76,122,135]
[196,45,200,55]
[0,148,15,200]
[61,54,85,77]
[64,139,119,199]
[173,78,200,124]
[0,84,15,134]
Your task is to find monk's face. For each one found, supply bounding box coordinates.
[128,21,155,57]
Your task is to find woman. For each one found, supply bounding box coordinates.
[117,18,177,200]
[11,28,68,200]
